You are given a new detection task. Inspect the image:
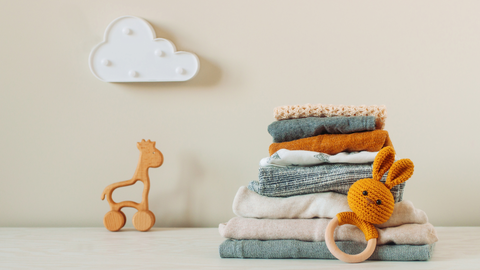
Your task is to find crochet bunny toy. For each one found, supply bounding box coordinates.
[325,146,414,263]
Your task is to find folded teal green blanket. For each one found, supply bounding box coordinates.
[248,163,405,202]
[219,239,434,261]
[268,116,376,143]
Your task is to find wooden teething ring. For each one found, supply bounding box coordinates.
[325,216,377,263]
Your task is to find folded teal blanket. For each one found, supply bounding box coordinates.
[248,163,405,202]
[268,116,376,143]
[220,239,434,261]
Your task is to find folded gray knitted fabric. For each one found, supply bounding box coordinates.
[248,163,405,202]
[268,116,376,143]
[219,239,434,261]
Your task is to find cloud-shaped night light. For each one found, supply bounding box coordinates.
[89,16,199,82]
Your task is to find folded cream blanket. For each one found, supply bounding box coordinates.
[219,217,438,245]
[233,186,427,228]
[274,104,387,129]
[260,149,378,167]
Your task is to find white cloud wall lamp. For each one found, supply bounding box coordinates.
[89,16,200,82]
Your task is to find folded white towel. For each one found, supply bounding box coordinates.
[233,186,428,228]
[260,149,378,167]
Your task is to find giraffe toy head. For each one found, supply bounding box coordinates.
[137,139,164,168]
[347,146,414,224]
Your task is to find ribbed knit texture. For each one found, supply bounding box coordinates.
[248,163,405,202]
[337,212,379,241]
[274,104,387,129]
[268,116,376,143]
[268,130,393,156]
[219,239,435,261]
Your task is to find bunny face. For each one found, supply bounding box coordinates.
[346,146,414,225]
[347,178,395,224]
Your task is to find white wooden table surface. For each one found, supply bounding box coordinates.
[0,227,478,269]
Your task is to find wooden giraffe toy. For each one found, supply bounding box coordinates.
[101,139,164,232]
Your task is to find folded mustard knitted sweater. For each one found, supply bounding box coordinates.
[269,130,392,156]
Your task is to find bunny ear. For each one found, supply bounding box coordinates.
[372,146,396,181]
[384,159,414,189]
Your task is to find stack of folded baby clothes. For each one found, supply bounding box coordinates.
[219,104,437,261]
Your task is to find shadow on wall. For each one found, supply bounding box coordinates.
[150,151,205,227]
[112,25,222,90]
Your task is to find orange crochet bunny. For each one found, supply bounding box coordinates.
[325,146,414,263]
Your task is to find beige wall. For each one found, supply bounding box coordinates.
[1,0,479,227]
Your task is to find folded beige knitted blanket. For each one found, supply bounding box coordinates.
[274,104,387,129]
[219,217,438,245]
[233,186,427,228]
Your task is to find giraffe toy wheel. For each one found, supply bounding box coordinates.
[132,210,156,232]
[103,210,127,232]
